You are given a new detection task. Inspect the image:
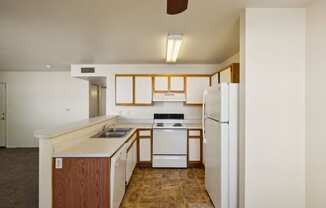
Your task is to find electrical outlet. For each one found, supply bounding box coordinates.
[55,158,63,169]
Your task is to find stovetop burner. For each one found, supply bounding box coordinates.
[173,123,183,127]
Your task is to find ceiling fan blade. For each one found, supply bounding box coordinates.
[167,0,188,15]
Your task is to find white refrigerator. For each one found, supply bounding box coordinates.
[203,83,238,208]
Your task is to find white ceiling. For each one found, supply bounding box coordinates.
[0,0,312,71]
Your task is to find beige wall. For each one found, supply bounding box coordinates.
[240,8,306,208]
[239,11,246,208]
[306,1,326,208]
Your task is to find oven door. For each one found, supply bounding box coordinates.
[153,128,187,155]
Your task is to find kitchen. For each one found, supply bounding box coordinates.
[36,63,240,208]
[0,1,324,208]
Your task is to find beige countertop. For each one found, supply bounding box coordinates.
[52,122,202,158]
[52,128,138,158]
[183,123,202,129]
[34,115,117,139]
[113,123,154,129]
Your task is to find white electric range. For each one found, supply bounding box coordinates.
[152,114,187,168]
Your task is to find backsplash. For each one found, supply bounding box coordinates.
[111,102,203,121]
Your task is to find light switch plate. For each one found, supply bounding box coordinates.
[55,158,63,169]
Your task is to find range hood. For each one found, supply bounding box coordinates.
[153,92,186,102]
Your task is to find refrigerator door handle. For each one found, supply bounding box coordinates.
[207,117,229,124]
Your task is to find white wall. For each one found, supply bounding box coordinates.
[0,72,89,147]
[306,1,326,208]
[240,8,306,208]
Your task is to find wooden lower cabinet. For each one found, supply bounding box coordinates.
[53,158,110,208]
[187,129,203,168]
[137,129,152,167]
[126,139,137,184]
[52,128,204,207]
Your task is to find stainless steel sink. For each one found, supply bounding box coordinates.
[92,128,132,138]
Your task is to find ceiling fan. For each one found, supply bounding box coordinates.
[167,0,189,15]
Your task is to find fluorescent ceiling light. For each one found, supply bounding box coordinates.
[166,34,183,63]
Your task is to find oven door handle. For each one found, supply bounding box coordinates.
[154,129,175,132]
[153,128,186,131]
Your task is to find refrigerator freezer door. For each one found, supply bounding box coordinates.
[205,118,229,208]
[205,84,229,122]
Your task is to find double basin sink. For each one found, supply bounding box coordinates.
[92,128,132,139]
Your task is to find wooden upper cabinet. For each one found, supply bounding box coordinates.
[154,76,169,92]
[116,75,153,105]
[220,67,232,83]
[169,76,185,92]
[211,63,240,84]
[116,75,134,105]
[185,76,210,105]
[154,75,185,93]
[134,76,153,105]
[211,73,219,87]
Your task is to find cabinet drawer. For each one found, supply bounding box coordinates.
[138,130,151,137]
[188,130,201,137]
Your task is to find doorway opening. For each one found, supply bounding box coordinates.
[89,77,107,118]
[0,82,7,147]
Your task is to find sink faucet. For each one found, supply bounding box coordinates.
[103,123,111,131]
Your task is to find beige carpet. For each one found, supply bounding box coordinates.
[0,148,38,208]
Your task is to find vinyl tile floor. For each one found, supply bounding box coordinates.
[121,167,214,208]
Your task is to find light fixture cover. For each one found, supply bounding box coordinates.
[166,34,183,63]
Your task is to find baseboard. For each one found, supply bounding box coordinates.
[137,161,152,168]
[188,161,204,168]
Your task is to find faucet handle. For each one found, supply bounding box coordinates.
[103,123,111,131]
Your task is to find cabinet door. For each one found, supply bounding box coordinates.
[116,76,133,104]
[154,76,169,92]
[53,158,110,208]
[132,141,137,170]
[126,141,137,184]
[211,73,219,86]
[186,76,210,104]
[170,76,185,92]
[134,76,152,104]
[139,138,151,161]
[111,148,126,208]
[189,139,201,161]
[126,149,133,184]
[219,67,232,83]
